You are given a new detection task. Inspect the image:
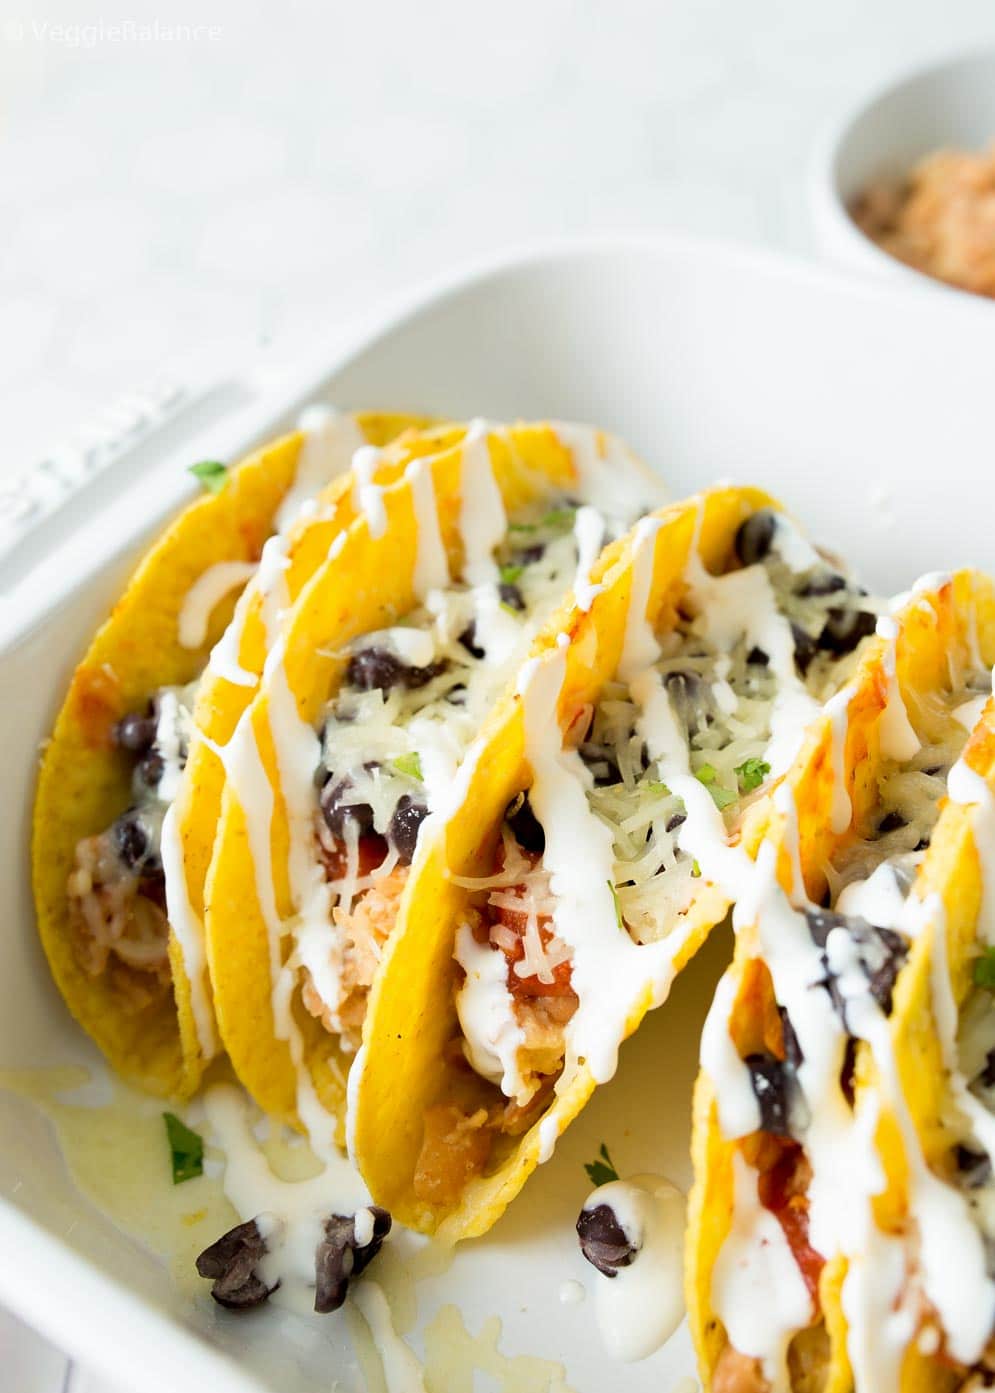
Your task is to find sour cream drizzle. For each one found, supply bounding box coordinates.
[275,405,365,534]
[177,560,257,650]
[458,420,506,585]
[406,457,450,600]
[583,1175,686,1362]
[352,444,387,539]
[573,504,605,611]
[160,804,217,1057]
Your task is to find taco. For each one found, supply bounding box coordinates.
[204,419,664,1152]
[687,570,995,1393]
[32,408,430,1098]
[350,487,884,1239]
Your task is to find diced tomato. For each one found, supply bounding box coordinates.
[320,834,388,881]
[487,857,574,998]
[757,1140,824,1299]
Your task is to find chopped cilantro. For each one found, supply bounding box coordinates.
[735,757,771,793]
[645,780,671,798]
[584,1142,620,1188]
[508,521,538,533]
[607,880,625,931]
[393,752,423,781]
[696,764,736,810]
[542,506,577,530]
[188,459,228,494]
[163,1112,203,1185]
[691,860,702,878]
[499,563,525,585]
[973,948,995,991]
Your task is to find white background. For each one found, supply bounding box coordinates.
[2,0,994,1387]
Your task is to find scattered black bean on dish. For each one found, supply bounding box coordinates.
[576,1203,639,1277]
[314,1208,392,1314]
[196,1218,275,1310]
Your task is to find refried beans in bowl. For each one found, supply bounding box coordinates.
[852,143,995,299]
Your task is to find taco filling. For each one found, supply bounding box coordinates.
[297,496,642,1053]
[67,683,196,1008]
[706,637,992,1393]
[418,509,880,1204]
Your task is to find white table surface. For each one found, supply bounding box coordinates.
[3,0,995,1386]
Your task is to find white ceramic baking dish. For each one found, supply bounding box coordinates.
[4,233,995,1393]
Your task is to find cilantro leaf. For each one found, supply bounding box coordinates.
[499,563,525,585]
[188,459,228,494]
[508,521,538,533]
[163,1112,203,1185]
[974,947,995,991]
[696,765,736,810]
[644,780,671,798]
[607,880,625,932]
[542,506,577,530]
[735,757,771,793]
[392,752,423,781]
[584,1142,620,1188]
[691,859,702,878]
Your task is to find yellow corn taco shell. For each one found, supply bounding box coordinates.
[352,485,808,1241]
[687,571,995,1393]
[32,410,429,1098]
[204,423,652,1146]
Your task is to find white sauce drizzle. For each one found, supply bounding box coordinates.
[351,1281,427,1393]
[552,421,667,518]
[275,405,365,534]
[160,803,217,1058]
[583,1175,686,1362]
[572,504,606,612]
[949,747,995,947]
[454,922,529,1103]
[875,616,921,761]
[177,560,256,650]
[352,444,387,539]
[710,1152,811,1393]
[457,420,506,586]
[406,457,450,600]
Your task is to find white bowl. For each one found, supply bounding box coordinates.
[810,47,995,292]
[6,233,995,1393]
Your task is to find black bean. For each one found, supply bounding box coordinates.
[196,1218,274,1310]
[505,792,546,855]
[797,571,847,598]
[665,812,686,834]
[515,544,546,565]
[746,646,769,667]
[320,776,375,839]
[499,581,526,612]
[877,810,908,835]
[735,510,778,567]
[133,750,164,793]
[923,765,944,778]
[805,908,908,1019]
[955,1144,992,1189]
[791,623,818,678]
[112,809,161,874]
[314,1208,391,1314]
[114,711,158,753]
[817,608,877,657]
[779,1008,804,1071]
[914,837,930,852]
[744,1054,792,1136]
[458,624,486,660]
[576,1203,638,1277]
[840,1037,858,1106]
[388,795,428,863]
[446,684,468,706]
[347,647,447,692]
